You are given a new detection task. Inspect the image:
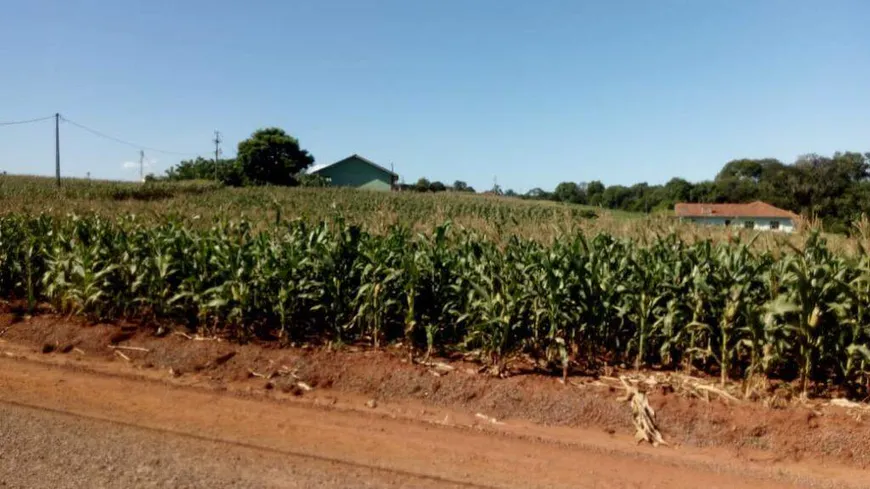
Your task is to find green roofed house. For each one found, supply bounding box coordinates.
[309,154,398,191]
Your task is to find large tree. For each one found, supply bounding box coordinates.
[415,178,431,192]
[585,180,605,206]
[430,181,447,192]
[662,177,693,204]
[235,128,314,186]
[553,181,586,204]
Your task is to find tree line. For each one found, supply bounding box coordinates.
[403,151,870,231]
[158,127,325,187]
[527,152,870,232]
[160,134,869,231]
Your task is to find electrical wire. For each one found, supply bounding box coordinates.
[60,116,199,157]
[0,115,55,126]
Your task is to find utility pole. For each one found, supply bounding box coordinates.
[139,150,145,182]
[213,130,222,180]
[55,113,60,187]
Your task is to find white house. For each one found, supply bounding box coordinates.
[674,201,799,232]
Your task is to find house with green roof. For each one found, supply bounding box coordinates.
[308,154,398,191]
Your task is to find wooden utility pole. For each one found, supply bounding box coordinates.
[213,130,222,180]
[55,113,60,187]
[139,150,145,182]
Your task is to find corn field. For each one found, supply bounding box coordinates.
[0,175,609,240]
[2,213,870,397]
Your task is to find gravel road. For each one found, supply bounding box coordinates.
[0,354,864,489]
[0,401,465,489]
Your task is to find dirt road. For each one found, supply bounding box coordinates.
[0,355,863,489]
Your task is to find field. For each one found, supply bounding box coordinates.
[0,175,614,238]
[2,175,870,399]
[4,175,870,486]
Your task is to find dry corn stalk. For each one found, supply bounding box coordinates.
[618,376,667,447]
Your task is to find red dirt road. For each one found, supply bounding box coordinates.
[0,355,862,489]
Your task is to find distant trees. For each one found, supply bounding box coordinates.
[586,180,605,199]
[163,135,870,232]
[553,182,586,204]
[430,181,447,192]
[661,178,692,206]
[415,178,432,192]
[398,179,474,193]
[236,128,315,186]
[164,157,244,186]
[295,173,330,187]
[164,157,221,181]
[524,151,870,232]
[524,187,551,200]
[163,127,314,187]
[453,180,475,192]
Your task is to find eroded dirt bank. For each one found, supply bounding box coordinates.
[1,313,869,488]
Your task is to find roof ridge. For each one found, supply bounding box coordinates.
[310,154,398,178]
[674,201,798,219]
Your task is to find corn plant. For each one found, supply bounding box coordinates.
[2,213,870,398]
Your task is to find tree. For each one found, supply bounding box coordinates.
[586,180,605,197]
[165,157,216,181]
[716,159,766,182]
[688,181,721,203]
[714,177,759,203]
[415,178,431,192]
[525,187,551,200]
[600,185,632,209]
[586,180,605,206]
[165,157,240,185]
[505,189,517,197]
[553,182,586,204]
[625,183,652,212]
[296,173,330,187]
[663,177,693,204]
[430,181,447,192]
[235,128,314,186]
[453,180,471,192]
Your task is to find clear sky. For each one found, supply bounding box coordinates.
[1,0,868,192]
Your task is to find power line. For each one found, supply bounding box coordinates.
[60,116,199,157]
[0,115,55,126]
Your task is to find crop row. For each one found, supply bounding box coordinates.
[1,214,869,397]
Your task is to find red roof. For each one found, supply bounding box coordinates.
[674,201,798,219]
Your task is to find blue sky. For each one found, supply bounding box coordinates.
[1,1,868,192]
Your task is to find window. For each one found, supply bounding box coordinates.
[743,221,755,229]
[769,221,780,230]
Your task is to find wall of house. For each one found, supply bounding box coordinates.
[685,216,795,232]
[315,158,394,191]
